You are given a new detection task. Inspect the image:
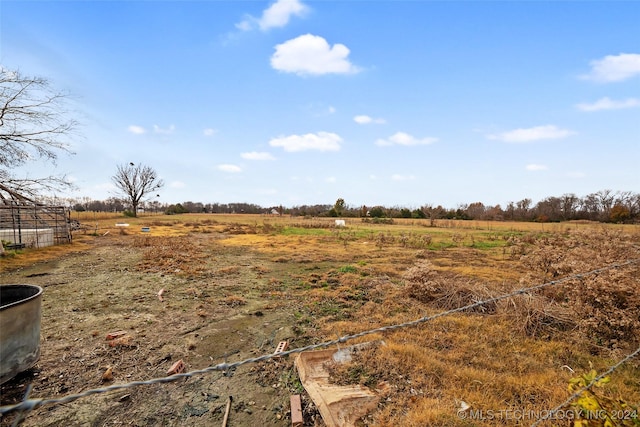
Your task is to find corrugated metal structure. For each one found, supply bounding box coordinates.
[0,203,72,249]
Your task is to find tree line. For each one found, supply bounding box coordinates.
[47,189,639,223]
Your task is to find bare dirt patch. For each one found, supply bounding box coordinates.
[1,232,311,426]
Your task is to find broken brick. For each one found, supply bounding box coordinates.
[106,331,127,340]
[108,335,133,347]
[274,341,289,356]
[167,359,185,376]
[290,394,303,427]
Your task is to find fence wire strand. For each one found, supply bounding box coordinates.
[1,259,638,420]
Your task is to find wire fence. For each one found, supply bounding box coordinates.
[530,344,640,427]
[1,258,638,425]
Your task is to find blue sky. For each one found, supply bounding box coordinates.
[2,0,639,209]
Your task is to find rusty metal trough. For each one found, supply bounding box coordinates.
[0,285,43,384]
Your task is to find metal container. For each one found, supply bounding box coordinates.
[0,285,43,384]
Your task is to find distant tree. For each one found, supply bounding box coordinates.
[609,204,630,223]
[0,68,77,202]
[613,191,638,220]
[369,206,385,218]
[580,193,601,221]
[505,202,516,220]
[400,208,412,218]
[535,197,562,222]
[182,201,204,213]
[560,193,579,220]
[486,204,504,220]
[334,198,345,216]
[411,208,426,219]
[466,202,486,220]
[594,189,615,221]
[165,203,188,215]
[515,198,532,221]
[111,163,163,217]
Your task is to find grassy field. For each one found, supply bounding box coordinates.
[2,213,639,426]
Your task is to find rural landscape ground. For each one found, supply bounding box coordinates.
[1,213,639,426]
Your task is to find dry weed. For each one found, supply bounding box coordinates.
[220,295,247,307]
[497,293,575,337]
[518,229,640,349]
[402,261,498,313]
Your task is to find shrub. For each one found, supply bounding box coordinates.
[518,229,640,349]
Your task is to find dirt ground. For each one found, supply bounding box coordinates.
[1,231,321,426]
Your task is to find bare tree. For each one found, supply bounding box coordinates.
[0,67,76,202]
[111,163,164,217]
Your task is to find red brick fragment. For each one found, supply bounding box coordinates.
[108,335,133,347]
[290,394,303,427]
[274,341,289,356]
[167,359,185,376]
[106,331,127,340]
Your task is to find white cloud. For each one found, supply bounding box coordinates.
[170,181,186,189]
[128,125,146,135]
[576,97,640,112]
[391,174,416,181]
[525,164,548,171]
[236,0,308,32]
[581,53,640,82]
[153,124,175,135]
[486,125,575,143]
[328,106,336,114]
[375,132,437,146]
[325,176,337,183]
[271,34,360,76]
[235,20,252,31]
[203,128,218,137]
[354,115,386,125]
[218,164,242,173]
[269,131,342,152]
[259,0,308,30]
[241,151,276,160]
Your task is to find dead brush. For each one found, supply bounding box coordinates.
[221,295,247,307]
[497,292,576,337]
[135,236,210,277]
[132,235,154,247]
[519,228,640,348]
[402,261,498,313]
